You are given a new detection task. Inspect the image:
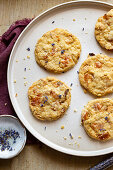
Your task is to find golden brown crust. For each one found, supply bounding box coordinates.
[28,77,71,121]
[82,98,113,141]
[35,28,81,73]
[79,53,113,96]
[95,9,113,50]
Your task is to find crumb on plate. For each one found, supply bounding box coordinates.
[78,136,82,139]
[27,56,30,59]
[14,80,16,83]
[61,125,64,129]
[69,133,74,139]
[63,137,67,140]
[24,82,28,86]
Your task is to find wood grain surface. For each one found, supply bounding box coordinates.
[0,0,113,169]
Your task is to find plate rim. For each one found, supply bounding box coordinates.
[7,0,113,157]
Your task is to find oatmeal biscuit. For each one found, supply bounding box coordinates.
[95,9,113,50]
[79,53,113,96]
[35,28,81,73]
[28,77,71,121]
[82,98,113,141]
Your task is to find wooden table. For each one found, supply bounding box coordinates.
[0,0,113,169]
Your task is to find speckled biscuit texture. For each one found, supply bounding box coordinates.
[28,77,71,121]
[95,9,113,50]
[35,28,81,73]
[82,98,113,141]
[79,53,113,96]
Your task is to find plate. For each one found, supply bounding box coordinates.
[8,0,113,156]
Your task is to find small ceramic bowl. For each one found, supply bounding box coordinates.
[0,115,26,159]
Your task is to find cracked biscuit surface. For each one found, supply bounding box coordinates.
[35,28,81,73]
[82,98,113,141]
[28,77,71,121]
[79,53,113,96]
[95,9,113,50]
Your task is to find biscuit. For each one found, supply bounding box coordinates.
[79,53,113,96]
[35,28,81,73]
[28,77,71,121]
[95,9,113,50]
[81,98,113,141]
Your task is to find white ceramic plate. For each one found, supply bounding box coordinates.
[8,0,113,156]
